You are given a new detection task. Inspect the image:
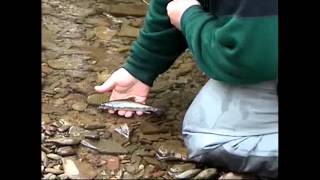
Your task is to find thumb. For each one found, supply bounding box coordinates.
[95,78,116,93]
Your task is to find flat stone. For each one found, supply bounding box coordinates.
[47,153,62,160]
[71,102,88,111]
[56,146,76,156]
[46,137,81,146]
[140,121,169,135]
[143,157,160,166]
[80,139,128,154]
[87,93,109,105]
[94,26,117,41]
[47,58,86,70]
[62,157,98,179]
[123,172,135,179]
[44,167,64,175]
[194,168,218,179]
[117,23,140,38]
[106,156,120,171]
[107,3,147,17]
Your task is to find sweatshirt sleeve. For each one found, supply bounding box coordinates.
[122,0,187,87]
[180,5,278,84]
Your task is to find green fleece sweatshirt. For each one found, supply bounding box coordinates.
[122,0,278,87]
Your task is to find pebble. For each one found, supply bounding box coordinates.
[174,169,202,179]
[57,125,71,132]
[194,168,218,179]
[46,137,80,146]
[47,153,62,160]
[106,156,120,171]
[42,173,56,179]
[83,123,106,130]
[62,157,98,179]
[56,146,76,156]
[84,131,100,139]
[42,151,48,167]
[71,102,88,111]
[57,174,69,180]
[44,167,64,175]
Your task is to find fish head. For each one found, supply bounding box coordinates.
[98,102,114,110]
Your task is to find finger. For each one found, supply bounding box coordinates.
[95,77,116,93]
[118,110,126,116]
[136,111,143,116]
[125,111,134,118]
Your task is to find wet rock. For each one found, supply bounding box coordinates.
[177,63,194,76]
[106,156,120,171]
[152,170,166,178]
[51,121,63,128]
[84,131,100,139]
[143,157,160,166]
[62,157,98,179]
[53,88,69,98]
[107,3,147,17]
[123,172,135,179]
[194,168,219,179]
[140,133,171,142]
[42,145,51,154]
[169,163,196,175]
[44,167,64,175]
[140,121,169,135]
[42,173,56,179]
[83,123,106,130]
[57,125,71,133]
[57,174,69,180]
[47,58,86,70]
[143,164,155,178]
[127,144,138,154]
[174,169,202,179]
[42,133,45,143]
[42,151,49,167]
[130,18,144,28]
[65,70,88,79]
[42,103,66,115]
[125,164,136,174]
[56,146,76,156]
[94,26,117,41]
[85,17,110,26]
[47,125,58,132]
[87,93,109,105]
[152,81,170,93]
[96,69,111,84]
[42,63,53,74]
[71,102,88,111]
[131,153,142,164]
[42,113,51,124]
[118,23,140,38]
[47,153,62,160]
[115,169,123,179]
[101,130,112,139]
[80,139,128,154]
[46,137,80,146]
[70,80,94,94]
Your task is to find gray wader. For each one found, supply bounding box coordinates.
[182,79,278,179]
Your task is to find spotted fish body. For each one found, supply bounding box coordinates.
[98,99,163,115]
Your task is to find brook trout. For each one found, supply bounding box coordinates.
[98,98,164,116]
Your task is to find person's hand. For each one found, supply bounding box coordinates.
[167,0,200,30]
[95,68,151,118]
